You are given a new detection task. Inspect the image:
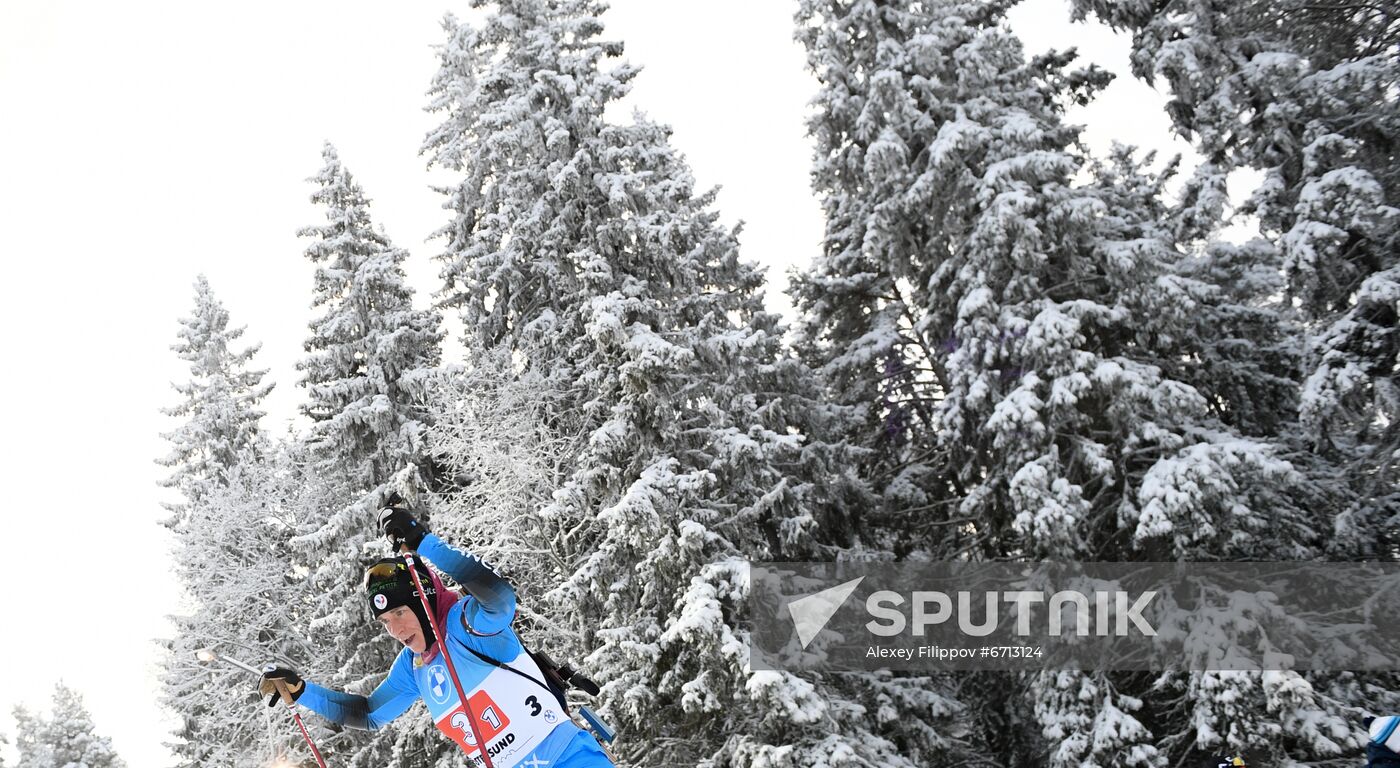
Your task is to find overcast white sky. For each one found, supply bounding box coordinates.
[0,2,1189,765]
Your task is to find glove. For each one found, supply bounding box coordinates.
[258,666,305,708]
[378,506,427,550]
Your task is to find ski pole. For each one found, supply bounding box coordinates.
[401,549,496,768]
[195,647,330,768]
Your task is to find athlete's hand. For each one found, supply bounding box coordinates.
[378,506,427,551]
[258,666,305,707]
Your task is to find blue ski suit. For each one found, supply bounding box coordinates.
[296,534,614,768]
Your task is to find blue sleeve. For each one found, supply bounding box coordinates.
[297,683,370,728]
[420,533,517,635]
[296,653,419,730]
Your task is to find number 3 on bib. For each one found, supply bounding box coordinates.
[433,670,558,766]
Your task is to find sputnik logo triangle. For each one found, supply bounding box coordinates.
[786,576,865,648]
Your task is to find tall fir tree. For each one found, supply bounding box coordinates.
[792,0,1344,764]
[1068,0,1400,557]
[420,2,954,764]
[296,142,443,493]
[291,143,445,768]
[13,685,127,768]
[1062,1,1400,761]
[792,0,1318,563]
[157,275,272,528]
[155,278,287,766]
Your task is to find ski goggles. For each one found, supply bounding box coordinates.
[364,560,408,589]
[364,558,436,600]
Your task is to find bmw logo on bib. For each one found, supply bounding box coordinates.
[428,665,451,704]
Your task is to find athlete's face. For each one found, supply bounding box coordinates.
[377,606,428,653]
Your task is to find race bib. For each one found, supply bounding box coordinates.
[431,663,565,768]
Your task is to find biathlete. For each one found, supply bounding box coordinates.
[257,506,614,768]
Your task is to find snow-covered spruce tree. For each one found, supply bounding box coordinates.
[1060,2,1396,761]
[793,0,1320,562]
[1069,0,1400,557]
[421,3,949,765]
[13,684,127,768]
[157,275,272,528]
[793,1,1337,765]
[160,446,342,768]
[296,142,443,493]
